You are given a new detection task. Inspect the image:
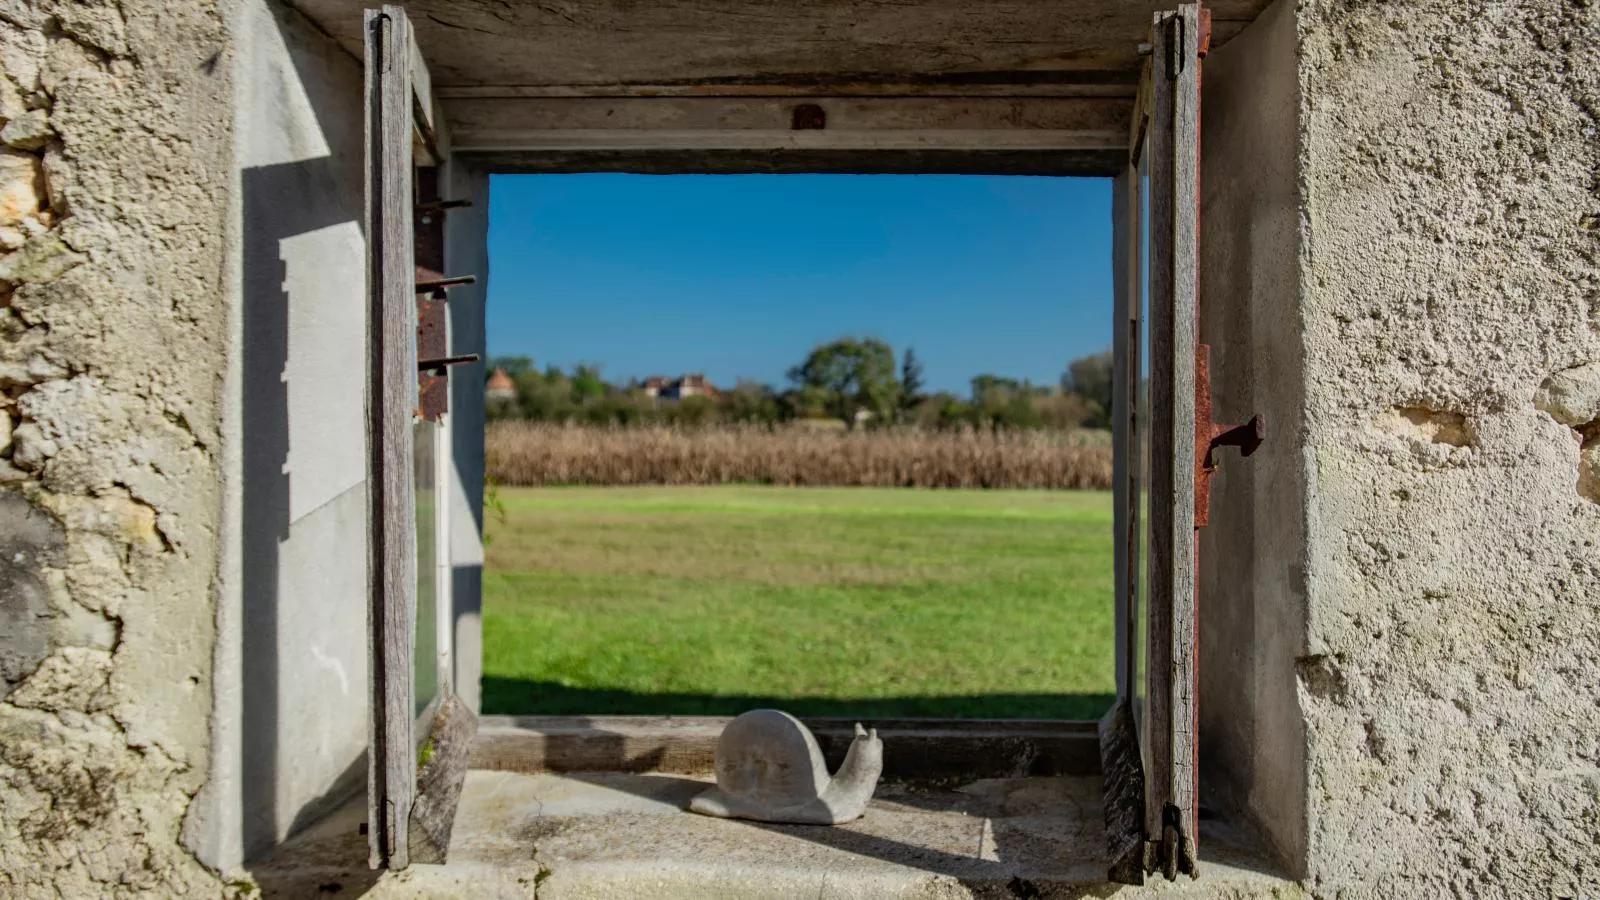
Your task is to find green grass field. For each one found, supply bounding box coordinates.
[482,486,1115,719]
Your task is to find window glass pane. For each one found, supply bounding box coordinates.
[414,419,439,716]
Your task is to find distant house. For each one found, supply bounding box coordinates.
[643,373,719,401]
[485,368,516,401]
[666,373,719,400]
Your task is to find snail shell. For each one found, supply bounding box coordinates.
[688,709,883,825]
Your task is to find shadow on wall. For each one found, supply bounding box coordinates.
[239,155,361,858]
[237,0,370,863]
[479,677,1115,721]
[451,562,481,706]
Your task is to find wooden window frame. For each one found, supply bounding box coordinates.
[365,0,1209,879]
[365,4,467,869]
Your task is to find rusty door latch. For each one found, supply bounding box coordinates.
[1195,344,1264,528]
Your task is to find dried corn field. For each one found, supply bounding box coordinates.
[486,422,1113,490]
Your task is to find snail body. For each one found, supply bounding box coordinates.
[688,709,883,825]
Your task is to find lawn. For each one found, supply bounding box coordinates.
[481,486,1115,719]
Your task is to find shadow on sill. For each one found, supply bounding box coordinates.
[480,676,1116,721]
[247,742,1292,899]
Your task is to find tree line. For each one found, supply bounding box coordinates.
[486,337,1116,431]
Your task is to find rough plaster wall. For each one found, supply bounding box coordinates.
[1298,1,1600,896]
[1196,0,1308,877]
[0,0,234,896]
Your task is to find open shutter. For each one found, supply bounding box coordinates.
[365,4,420,870]
[1143,2,1203,881]
[1099,70,1152,886]
[1113,3,1259,881]
[366,6,476,869]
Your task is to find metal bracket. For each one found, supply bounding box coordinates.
[416,199,472,229]
[1195,343,1266,528]
[415,274,476,296]
[1207,415,1264,469]
[416,198,472,213]
[418,353,479,376]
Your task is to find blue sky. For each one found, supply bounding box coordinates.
[485,174,1112,395]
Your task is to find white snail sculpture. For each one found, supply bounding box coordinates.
[688,709,883,825]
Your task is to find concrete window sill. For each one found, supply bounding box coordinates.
[247,717,1296,898]
[251,772,1293,898]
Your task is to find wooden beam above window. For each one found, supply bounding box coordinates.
[442,95,1131,155]
[292,0,1265,90]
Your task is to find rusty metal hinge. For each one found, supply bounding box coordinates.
[1195,343,1265,528]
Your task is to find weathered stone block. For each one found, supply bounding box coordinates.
[40,141,65,213]
[0,3,48,35]
[0,490,62,692]
[9,420,55,469]
[7,646,112,711]
[37,490,161,552]
[1,106,50,149]
[1535,362,1600,428]
[42,34,106,99]
[49,584,117,650]
[1579,439,1600,504]
[0,351,69,387]
[0,75,24,124]
[0,148,40,226]
[52,1,129,58]
[0,19,45,90]
[0,231,83,283]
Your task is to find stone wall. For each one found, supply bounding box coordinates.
[0,0,233,896]
[1297,0,1600,896]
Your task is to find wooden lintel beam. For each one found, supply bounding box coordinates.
[437,82,1140,100]
[459,147,1128,178]
[445,95,1131,153]
[288,0,1259,92]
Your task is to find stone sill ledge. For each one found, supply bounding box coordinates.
[250,769,1296,899]
[246,716,1298,898]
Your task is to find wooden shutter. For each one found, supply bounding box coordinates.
[1143,2,1203,881]
[1100,93,1151,886]
[367,6,476,869]
[365,4,419,870]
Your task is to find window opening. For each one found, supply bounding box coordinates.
[479,173,1119,723]
[356,0,1241,884]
